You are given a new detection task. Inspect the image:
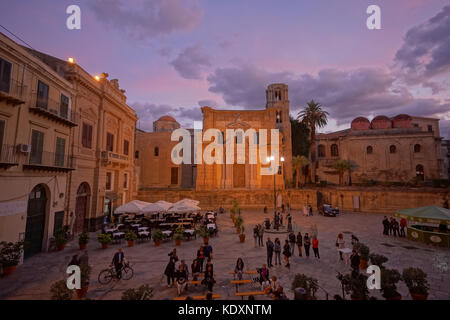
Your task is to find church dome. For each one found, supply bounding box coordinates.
[157,115,177,122]
[351,117,370,130]
[371,115,392,129]
[392,114,412,129]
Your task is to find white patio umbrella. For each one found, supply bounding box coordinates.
[114,200,150,214]
[173,198,200,207]
[155,200,173,211]
[168,203,201,213]
[141,202,167,215]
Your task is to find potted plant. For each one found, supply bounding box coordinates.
[381,268,402,300]
[55,229,68,251]
[291,274,319,300]
[369,253,388,269]
[50,280,73,300]
[121,284,154,300]
[239,226,246,243]
[354,242,370,269]
[342,273,369,300]
[174,225,185,246]
[78,231,89,250]
[97,233,112,249]
[402,267,429,300]
[125,231,137,247]
[0,241,24,276]
[235,216,243,234]
[152,229,164,246]
[75,262,91,299]
[196,225,210,244]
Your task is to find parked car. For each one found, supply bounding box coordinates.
[320,204,339,217]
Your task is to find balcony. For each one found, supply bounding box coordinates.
[0,79,27,106]
[23,151,76,172]
[29,94,78,127]
[0,145,19,169]
[101,150,129,167]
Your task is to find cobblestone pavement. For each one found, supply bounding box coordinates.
[1,209,449,300]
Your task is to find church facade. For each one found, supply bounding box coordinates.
[136,83,293,191]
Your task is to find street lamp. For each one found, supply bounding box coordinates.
[266,155,285,214]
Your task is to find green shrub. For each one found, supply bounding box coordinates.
[50,280,73,300]
[97,233,112,244]
[402,267,429,295]
[124,231,137,241]
[121,284,153,300]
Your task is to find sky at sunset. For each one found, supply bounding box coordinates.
[1,0,449,137]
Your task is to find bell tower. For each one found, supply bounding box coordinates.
[266,83,293,185]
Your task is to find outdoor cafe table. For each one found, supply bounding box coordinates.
[138,227,149,231]
[185,229,196,239]
[207,223,216,230]
[162,230,173,238]
[131,223,141,228]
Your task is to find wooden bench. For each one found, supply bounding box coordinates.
[186,280,201,285]
[230,279,254,292]
[229,270,258,274]
[173,294,221,300]
[235,291,266,300]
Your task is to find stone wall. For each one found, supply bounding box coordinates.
[137,187,449,215]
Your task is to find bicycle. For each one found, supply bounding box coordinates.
[98,261,134,284]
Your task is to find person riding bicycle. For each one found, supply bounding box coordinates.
[111,248,126,279]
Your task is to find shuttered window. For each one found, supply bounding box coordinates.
[60,94,69,119]
[55,137,66,167]
[0,57,12,93]
[123,140,129,155]
[30,130,44,165]
[37,81,49,109]
[82,123,93,148]
[106,132,114,152]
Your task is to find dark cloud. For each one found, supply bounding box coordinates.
[394,5,450,89]
[198,99,217,107]
[88,0,203,40]
[170,45,212,80]
[132,102,201,131]
[206,65,450,135]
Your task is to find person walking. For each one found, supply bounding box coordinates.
[350,249,360,274]
[197,246,205,272]
[288,232,296,256]
[287,213,293,232]
[175,264,188,296]
[388,218,394,235]
[336,233,345,261]
[258,224,265,247]
[266,238,274,267]
[191,259,201,281]
[400,218,407,237]
[312,236,320,259]
[274,238,281,266]
[282,240,291,268]
[164,255,176,287]
[303,233,311,258]
[253,225,259,247]
[382,216,389,235]
[393,219,400,237]
[296,232,303,257]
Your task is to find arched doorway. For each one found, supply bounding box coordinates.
[416,165,425,181]
[25,184,47,258]
[74,183,90,235]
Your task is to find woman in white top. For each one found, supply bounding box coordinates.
[336,233,345,261]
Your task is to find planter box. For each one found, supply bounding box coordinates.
[2,265,17,276]
[79,243,87,250]
[127,240,135,247]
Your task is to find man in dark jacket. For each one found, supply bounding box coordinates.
[350,249,360,273]
[266,238,274,267]
[111,248,125,279]
[382,216,389,235]
[288,232,296,256]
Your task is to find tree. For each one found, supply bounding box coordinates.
[292,155,309,188]
[330,161,350,185]
[297,100,329,183]
[290,116,310,157]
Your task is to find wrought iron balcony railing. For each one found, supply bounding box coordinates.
[0,79,27,105]
[24,150,75,171]
[0,145,19,168]
[29,93,78,127]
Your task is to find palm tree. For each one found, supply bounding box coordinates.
[297,100,329,183]
[292,155,310,188]
[331,160,350,186]
[346,160,359,186]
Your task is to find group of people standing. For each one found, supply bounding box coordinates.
[382,216,407,237]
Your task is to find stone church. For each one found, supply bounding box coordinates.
[136,83,293,191]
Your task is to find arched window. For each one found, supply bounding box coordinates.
[154,147,159,156]
[389,145,396,154]
[318,144,325,158]
[331,144,339,157]
[416,164,424,181]
[367,146,373,155]
[414,144,421,153]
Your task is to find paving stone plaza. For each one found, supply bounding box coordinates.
[1,209,449,300]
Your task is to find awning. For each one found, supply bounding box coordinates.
[395,206,450,225]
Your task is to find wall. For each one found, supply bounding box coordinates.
[137,187,448,215]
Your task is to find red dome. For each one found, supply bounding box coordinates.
[371,115,392,129]
[157,115,177,122]
[351,117,370,130]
